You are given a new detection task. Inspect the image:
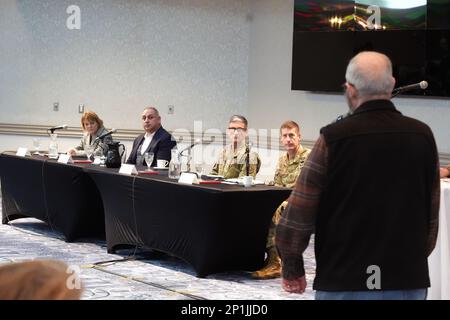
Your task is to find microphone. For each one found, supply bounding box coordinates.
[392,81,428,96]
[334,111,353,123]
[48,124,68,133]
[179,139,202,172]
[94,128,117,142]
[179,138,201,156]
[245,141,253,177]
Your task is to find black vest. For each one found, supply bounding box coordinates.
[314,99,437,291]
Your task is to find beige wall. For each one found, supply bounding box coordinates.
[1,0,449,166]
[0,0,250,131]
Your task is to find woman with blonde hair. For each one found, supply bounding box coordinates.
[67,111,112,158]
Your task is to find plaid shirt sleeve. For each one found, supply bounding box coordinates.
[275,134,328,280]
[427,159,440,256]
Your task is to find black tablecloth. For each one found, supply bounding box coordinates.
[1,152,292,276]
[86,166,292,277]
[0,152,105,241]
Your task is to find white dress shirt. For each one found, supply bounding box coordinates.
[140,132,155,155]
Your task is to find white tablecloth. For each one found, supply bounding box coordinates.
[428,180,450,300]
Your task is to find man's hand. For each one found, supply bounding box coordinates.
[282,276,306,294]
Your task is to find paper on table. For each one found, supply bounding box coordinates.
[223,178,264,185]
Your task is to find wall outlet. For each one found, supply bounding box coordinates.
[168,105,174,115]
[53,102,59,111]
[78,104,84,113]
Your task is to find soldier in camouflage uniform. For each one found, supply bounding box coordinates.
[210,115,261,178]
[273,148,310,188]
[252,120,311,279]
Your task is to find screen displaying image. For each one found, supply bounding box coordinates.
[294,0,427,31]
[292,0,450,97]
[356,0,426,9]
[355,0,426,30]
[294,1,355,31]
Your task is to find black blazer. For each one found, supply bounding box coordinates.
[126,126,176,166]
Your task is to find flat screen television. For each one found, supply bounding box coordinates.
[292,0,450,97]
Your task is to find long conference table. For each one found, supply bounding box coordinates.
[0,152,291,277]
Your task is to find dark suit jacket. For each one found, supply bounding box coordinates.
[126,126,176,166]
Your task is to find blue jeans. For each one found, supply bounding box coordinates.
[315,289,427,300]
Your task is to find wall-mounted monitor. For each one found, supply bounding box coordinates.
[292,0,450,97]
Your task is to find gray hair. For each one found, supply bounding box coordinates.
[143,106,160,117]
[345,51,394,96]
[229,114,248,128]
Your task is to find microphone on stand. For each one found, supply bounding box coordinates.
[179,139,201,172]
[93,128,117,143]
[179,139,201,156]
[392,81,428,97]
[48,124,68,134]
[245,141,253,177]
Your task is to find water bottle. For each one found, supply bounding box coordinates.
[168,148,181,179]
[48,133,59,159]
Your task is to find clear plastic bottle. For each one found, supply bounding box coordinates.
[168,148,181,179]
[48,133,59,159]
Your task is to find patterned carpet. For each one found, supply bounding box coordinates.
[0,197,316,300]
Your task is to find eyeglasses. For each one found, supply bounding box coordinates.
[227,127,246,133]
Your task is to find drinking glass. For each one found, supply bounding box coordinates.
[144,152,154,171]
[32,138,41,155]
[194,161,203,177]
[48,134,59,159]
[100,155,106,166]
